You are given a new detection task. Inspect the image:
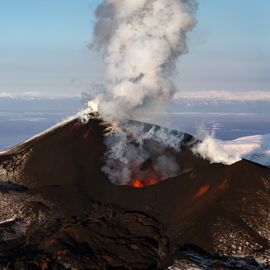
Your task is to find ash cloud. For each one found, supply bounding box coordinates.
[83,0,198,185]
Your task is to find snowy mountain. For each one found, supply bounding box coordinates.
[222,134,270,167]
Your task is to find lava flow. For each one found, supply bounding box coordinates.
[82,128,92,139]
[131,171,160,188]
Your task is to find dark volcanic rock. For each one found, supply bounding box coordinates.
[171,244,270,269]
[27,205,171,269]
[0,116,270,269]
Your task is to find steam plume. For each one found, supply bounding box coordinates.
[88,0,197,121]
[84,0,198,184]
[192,126,241,165]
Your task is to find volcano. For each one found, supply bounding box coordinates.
[0,115,270,269]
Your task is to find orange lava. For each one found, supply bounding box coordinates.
[131,172,159,188]
[41,263,48,270]
[192,185,210,200]
[189,171,196,179]
[132,179,144,188]
[217,179,229,191]
[83,129,91,139]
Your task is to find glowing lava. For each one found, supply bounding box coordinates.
[132,179,144,188]
[83,129,91,139]
[131,172,160,188]
[217,179,229,191]
[192,185,210,200]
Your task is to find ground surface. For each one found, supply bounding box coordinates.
[0,116,270,269]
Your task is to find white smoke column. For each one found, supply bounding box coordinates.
[85,0,198,184]
[89,0,197,121]
[192,126,241,165]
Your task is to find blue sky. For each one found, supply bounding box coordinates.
[0,0,269,97]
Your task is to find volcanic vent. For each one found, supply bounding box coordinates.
[99,119,191,188]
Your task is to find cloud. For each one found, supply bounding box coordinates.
[19,91,42,97]
[174,90,270,102]
[0,92,14,98]
[0,91,80,100]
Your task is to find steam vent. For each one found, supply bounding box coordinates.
[1,116,270,269]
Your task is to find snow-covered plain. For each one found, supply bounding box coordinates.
[221,134,270,167]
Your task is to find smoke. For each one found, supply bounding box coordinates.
[83,0,198,185]
[88,0,197,121]
[102,123,183,184]
[154,154,180,179]
[192,126,241,165]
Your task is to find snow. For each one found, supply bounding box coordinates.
[221,134,270,167]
